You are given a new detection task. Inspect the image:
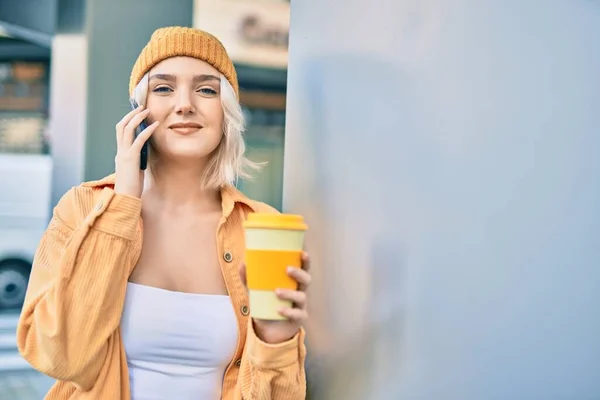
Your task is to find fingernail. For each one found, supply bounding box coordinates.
[287,267,293,273]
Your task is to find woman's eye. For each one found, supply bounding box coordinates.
[198,87,217,95]
[152,86,172,93]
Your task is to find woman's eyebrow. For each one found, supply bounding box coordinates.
[193,74,220,83]
[148,74,220,83]
[149,73,176,82]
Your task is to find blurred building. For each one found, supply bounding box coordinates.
[0,39,49,155]
[0,18,54,311]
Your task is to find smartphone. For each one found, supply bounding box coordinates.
[129,99,149,170]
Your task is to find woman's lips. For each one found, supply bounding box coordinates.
[168,123,203,135]
[170,127,201,135]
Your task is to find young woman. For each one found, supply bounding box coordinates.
[17,26,310,399]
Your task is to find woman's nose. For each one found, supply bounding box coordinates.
[175,93,195,114]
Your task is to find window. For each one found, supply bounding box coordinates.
[238,107,286,210]
[0,59,50,154]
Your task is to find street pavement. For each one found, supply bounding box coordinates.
[0,311,54,400]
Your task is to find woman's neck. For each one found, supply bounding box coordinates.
[143,162,222,214]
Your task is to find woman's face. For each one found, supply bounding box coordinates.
[145,56,224,163]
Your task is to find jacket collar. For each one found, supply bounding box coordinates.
[82,173,256,218]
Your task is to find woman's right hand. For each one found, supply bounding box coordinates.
[114,105,159,198]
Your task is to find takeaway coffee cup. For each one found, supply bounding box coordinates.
[243,213,308,320]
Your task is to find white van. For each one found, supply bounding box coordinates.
[0,153,52,310]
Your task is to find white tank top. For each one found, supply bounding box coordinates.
[120,282,239,400]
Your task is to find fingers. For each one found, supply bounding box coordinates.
[301,252,311,272]
[131,121,159,152]
[288,266,311,292]
[278,306,308,322]
[276,289,307,309]
[277,258,312,321]
[116,105,144,146]
[123,109,151,147]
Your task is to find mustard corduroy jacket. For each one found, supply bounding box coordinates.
[17,174,306,399]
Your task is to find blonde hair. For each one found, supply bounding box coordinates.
[131,72,261,188]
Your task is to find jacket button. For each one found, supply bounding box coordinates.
[235,359,242,367]
[241,305,249,316]
[223,251,233,263]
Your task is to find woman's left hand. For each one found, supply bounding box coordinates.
[240,252,311,344]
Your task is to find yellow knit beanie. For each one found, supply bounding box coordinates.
[129,26,239,98]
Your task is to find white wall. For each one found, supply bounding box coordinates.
[284,0,600,398]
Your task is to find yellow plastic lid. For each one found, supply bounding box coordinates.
[243,213,308,231]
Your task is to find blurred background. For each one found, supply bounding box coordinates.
[1,0,600,399]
